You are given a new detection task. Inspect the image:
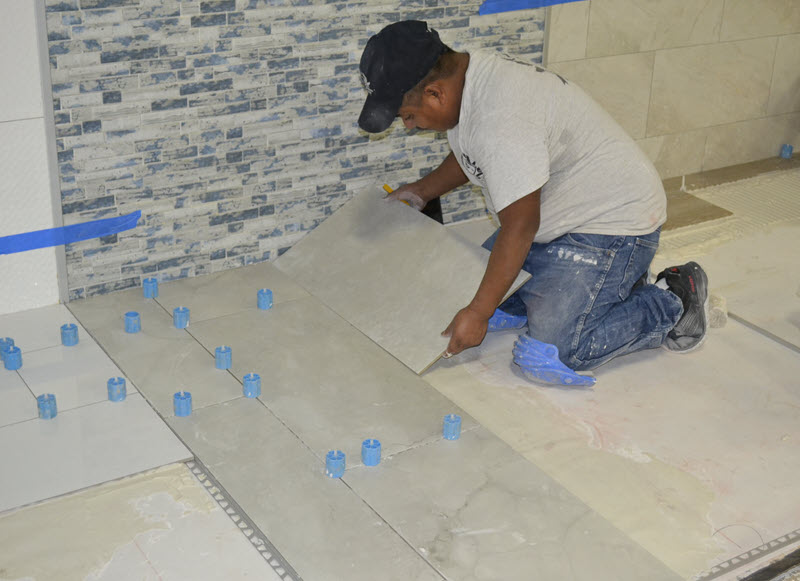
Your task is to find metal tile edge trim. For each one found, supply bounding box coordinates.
[186,459,303,581]
[695,529,800,580]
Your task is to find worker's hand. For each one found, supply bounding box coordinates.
[441,305,489,358]
[384,183,426,211]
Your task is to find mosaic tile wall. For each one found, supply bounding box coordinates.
[43,0,545,299]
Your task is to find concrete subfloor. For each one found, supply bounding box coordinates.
[1,162,799,580]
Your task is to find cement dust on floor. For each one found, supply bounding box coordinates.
[0,463,284,581]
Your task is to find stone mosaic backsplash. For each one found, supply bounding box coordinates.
[44,0,544,299]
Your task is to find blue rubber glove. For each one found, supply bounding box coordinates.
[487,309,528,331]
[512,334,596,387]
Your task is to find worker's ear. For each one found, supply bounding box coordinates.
[422,82,447,107]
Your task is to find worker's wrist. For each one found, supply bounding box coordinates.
[466,299,496,320]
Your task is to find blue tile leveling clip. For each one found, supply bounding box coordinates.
[107,377,127,402]
[243,373,261,398]
[361,439,381,466]
[124,312,141,333]
[173,306,190,329]
[143,277,158,298]
[258,288,273,310]
[174,391,192,417]
[37,394,57,419]
[0,337,14,362]
[215,346,232,369]
[3,346,22,370]
[443,414,462,440]
[326,450,345,478]
[61,323,79,346]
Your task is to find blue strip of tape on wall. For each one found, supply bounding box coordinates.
[0,210,142,255]
[479,0,583,16]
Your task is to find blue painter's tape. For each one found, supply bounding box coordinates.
[479,0,583,15]
[0,210,141,255]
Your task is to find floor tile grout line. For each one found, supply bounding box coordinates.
[14,369,38,403]
[186,458,303,581]
[728,313,800,355]
[337,475,448,581]
[0,462,192,519]
[0,391,150,431]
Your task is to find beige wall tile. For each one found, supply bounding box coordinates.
[636,130,707,178]
[550,52,654,139]
[702,113,800,170]
[545,1,590,64]
[721,0,800,41]
[768,34,800,115]
[647,38,777,136]
[586,0,724,57]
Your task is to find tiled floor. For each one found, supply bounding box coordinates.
[65,252,671,580]
[1,164,798,580]
[0,304,190,513]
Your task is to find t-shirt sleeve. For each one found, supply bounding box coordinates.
[472,114,549,213]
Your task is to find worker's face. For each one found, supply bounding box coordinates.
[397,85,458,132]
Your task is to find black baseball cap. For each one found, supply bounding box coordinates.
[358,21,447,133]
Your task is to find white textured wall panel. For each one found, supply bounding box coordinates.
[0,0,45,123]
[0,118,61,314]
[0,249,60,315]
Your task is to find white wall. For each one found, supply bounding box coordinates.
[0,0,64,316]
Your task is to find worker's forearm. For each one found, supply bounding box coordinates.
[468,225,536,319]
[417,152,468,203]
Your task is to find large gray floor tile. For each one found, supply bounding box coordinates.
[0,303,86,353]
[345,427,681,581]
[0,393,191,513]
[188,296,475,464]
[0,371,36,427]
[275,187,530,373]
[168,398,443,581]
[18,340,136,412]
[154,261,309,323]
[68,289,243,417]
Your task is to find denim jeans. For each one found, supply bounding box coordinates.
[483,228,683,371]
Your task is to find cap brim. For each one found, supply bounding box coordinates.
[358,91,403,133]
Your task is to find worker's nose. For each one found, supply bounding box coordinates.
[402,117,415,130]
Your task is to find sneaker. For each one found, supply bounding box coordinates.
[656,261,709,352]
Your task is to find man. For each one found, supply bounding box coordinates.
[357,20,708,382]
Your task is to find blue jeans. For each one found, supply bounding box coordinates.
[483,229,683,371]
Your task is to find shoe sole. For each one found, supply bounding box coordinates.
[663,264,709,353]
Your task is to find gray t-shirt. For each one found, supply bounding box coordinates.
[448,50,666,243]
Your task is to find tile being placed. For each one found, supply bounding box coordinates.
[189,296,476,464]
[154,261,309,323]
[168,398,443,581]
[0,371,36,427]
[0,393,191,513]
[68,289,243,417]
[0,303,85,353]
[18,340,136,412]
[344,426,680,581]
[275,186,530,374]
